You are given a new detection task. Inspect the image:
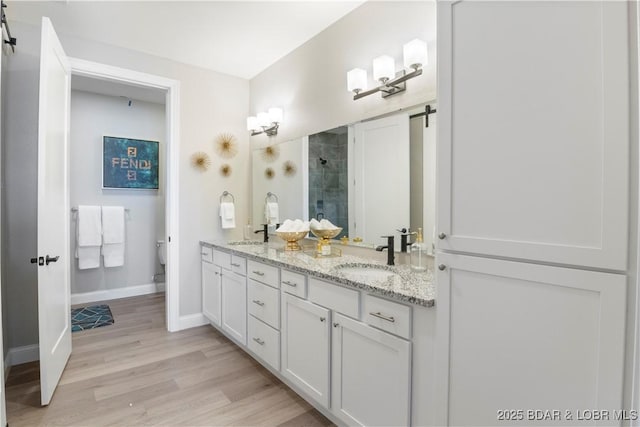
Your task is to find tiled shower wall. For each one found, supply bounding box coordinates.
[308,130,348,238]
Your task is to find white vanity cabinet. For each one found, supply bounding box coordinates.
[331,313,411,427]
[281,293,331,407]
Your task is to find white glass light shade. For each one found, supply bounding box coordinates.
[247,116,258,131]
[268,107,283,123]
[347,68,367,93]
[257,112,271,127]
[373,55,395,82]
[403,39,428,70]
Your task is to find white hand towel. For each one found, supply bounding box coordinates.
[76,205,102,270]
[264,202,279,225]
[220,202,236,229]
[102,206,125,268]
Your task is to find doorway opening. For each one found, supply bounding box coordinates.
[69,58,180,332]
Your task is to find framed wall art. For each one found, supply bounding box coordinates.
[103,136,159,190]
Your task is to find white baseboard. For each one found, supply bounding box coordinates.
[7,344,39,367]
[71,282,164,305]
[177,313,208,331]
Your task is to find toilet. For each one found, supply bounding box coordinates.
[155,240,166,284]
[156,240,166,266]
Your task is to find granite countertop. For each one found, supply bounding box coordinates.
[200,239,435,308]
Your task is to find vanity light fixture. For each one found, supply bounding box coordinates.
[347,38,428,100]
[247,107,283,137]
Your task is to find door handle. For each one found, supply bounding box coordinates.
[30,257,44,266]
[46,255,60,265]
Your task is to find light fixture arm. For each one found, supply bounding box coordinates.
[251,122,279,137]
[353,68,422,101]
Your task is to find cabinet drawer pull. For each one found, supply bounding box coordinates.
[438,264,446,271]
[369,312,396,323]
[252,337,265,346]
[320,317,326,322]
[282,280,297,287]
[252,300,265,307]
[252,270,265,276]
[438,232,447,240]
[231,262,241,267]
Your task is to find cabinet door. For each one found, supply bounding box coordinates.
[437,1,629,270]
[221,270,247,346]
[331,313,411,427]
[434,252,626,426]
[281,293,330,407]
[202,261,221,326]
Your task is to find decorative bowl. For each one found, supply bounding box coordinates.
[310,227,343,241]
[275,230,309,251]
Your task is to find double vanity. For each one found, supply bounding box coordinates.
[200,239,436,426]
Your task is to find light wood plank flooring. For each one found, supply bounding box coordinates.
[6,293,333,426]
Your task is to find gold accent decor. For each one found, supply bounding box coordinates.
[262,145,280,162]
[220,164,232,177]
[265,167,275,179]
[310,227,343,255]
[191,152,211,171]
[215,133,238,158]
[283,161,296,176]
[276,230,308,251]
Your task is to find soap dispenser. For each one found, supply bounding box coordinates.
[244,220,253,241]
[410,227,428,272]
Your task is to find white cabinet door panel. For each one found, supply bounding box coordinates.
[331,313,411,427]
[202,261,221,326]
[221,270,247,346]
[434,252,626,426]
[437,1,629,270]
[281,293,330,407]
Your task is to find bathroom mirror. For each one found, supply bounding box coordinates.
[250,107,436,250]
[251,137,305,232]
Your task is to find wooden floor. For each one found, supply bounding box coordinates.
[6,293,333,426]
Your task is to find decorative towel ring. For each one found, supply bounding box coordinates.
[220,191,235,203]
[265,192,279,203]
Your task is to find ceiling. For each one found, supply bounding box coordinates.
[8,1,365,80]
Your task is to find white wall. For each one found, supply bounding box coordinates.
[69,90,165,296]
[249,1,436,146]
[3,19,249,350]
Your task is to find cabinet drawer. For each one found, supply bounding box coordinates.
[363,294,412,339]
[248,315,280,371]
[247,260,279,288]
[201,245,213,263]
[248,279,280,329]
[308,278,359,319]
[213,249,231,270]
[281,269,307,298]
[230,255,246,276]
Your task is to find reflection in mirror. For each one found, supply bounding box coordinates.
[308,127,349,239]
[251,138,305,232]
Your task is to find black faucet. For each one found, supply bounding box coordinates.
[254,224,269,243]
[398,228,415,253]
[375,235,395,266]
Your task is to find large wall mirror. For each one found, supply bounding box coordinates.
[251,106,436,250]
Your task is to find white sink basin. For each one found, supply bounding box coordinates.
[334,264,398,281]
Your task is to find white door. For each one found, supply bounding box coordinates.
[331,313,411,427]
[434,252,626,426]
[221,270,246,345]
[353,114,410,247]
[437,1,629,270]
[0,29,7,427]
[202,261,221,326]
[36,17,72,406]
[281,293,330,407]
